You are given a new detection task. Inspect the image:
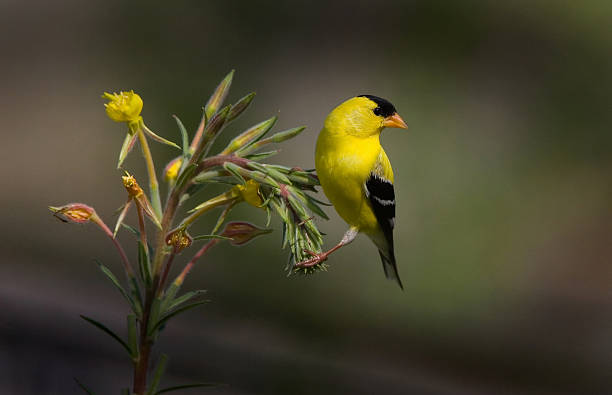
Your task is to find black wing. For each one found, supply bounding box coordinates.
[365,173,403,289]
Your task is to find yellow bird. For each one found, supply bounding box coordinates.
[297,95,408,289]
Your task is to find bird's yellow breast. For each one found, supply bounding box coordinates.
[316,128,388,234]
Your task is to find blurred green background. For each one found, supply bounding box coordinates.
[1,1,611,394]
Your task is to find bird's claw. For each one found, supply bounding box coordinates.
[295,250,328,268]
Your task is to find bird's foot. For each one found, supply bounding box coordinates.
[295,250,329,268]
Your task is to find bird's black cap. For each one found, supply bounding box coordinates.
[358,95,396,117]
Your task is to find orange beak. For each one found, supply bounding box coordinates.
[383,112,408,129]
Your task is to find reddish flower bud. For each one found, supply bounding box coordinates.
[49,203,97,224]
[220,221,271,246]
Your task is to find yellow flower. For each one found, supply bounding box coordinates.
[102,90,143,124]
[164,157,183,182]
[235,179,263,208]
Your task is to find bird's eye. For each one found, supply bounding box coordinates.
[373,107,382,116]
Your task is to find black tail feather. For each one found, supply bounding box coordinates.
[378,250,403,290]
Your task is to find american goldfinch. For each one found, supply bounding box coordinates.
[297,95,408,289]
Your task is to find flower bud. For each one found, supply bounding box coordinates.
[220,221,271,246]
[122,173,144,199]
[102,90,143,124]
[49,203,97,224]
[165,228,193,253]
[121,173,162,229]
[164,156,183,182]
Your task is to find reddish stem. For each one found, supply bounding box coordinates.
[92,215,135,277]
[158,252,176,294]
[175,239,220,286]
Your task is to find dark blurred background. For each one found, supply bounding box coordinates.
[1,1,611,394]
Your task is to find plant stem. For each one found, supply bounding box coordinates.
[158,252,176,294]
[133,287,154,394]
[92,215,135,278]
[175,239,219,286]
[136,204,148,250]
[138,128,163,220]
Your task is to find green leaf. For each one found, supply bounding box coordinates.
[96,260,141,317]
[147,297,163,337]
[222,162,246,185]
[121,223,140,236]
[244,150,279,161]
[127,315,138,359]
[155,383,218,394]
[149,301,207,333]
[113,201,132,238]
[147,354,168,395]
[80,315,131,356]
[174,163,197,192]
[199,105,230,160]
[221,116,277,155]
[142,124,181,149]
[172,114,191,160]
[160,283,180,314]
[267,126,306,143]
[205,70,234,121]
[192,234,232,241]
[226,92,255,123]
[238,126,305,155]
[138,242,152,286]
[129,276,144,314]
[117,131,138,169]
[120,389,129,395]
[74,377,95,395]
[168,290,207,311]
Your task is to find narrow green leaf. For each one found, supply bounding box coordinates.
[205,69,234,120]
[197,105,230,161]
[192,170,225,184]
[147,354,168,395]
[244,150,279,161]
[142,124,180,149]
[147,297,163,337]
[113,201,132,238]
[168,290,207,311]
[127,315,138,359]
[74,378,95,395]
[96,261,141,316]
[80,315,131,355]
[138,242,152,286]
[192,234,233,241]
[226,92,255,123]
[155,383,218,394]
[238,126,305,155]
[129,276,144,314]
[267,126,306,143]
[172,115,191,159]
[117,132,138,169]
[160,283,180,314]
[121,223,140,236]
[223,162,246,185]
[221,116,277,155]
[265,205,272,227]
[174,163,197,192]
[150,301,207,333]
